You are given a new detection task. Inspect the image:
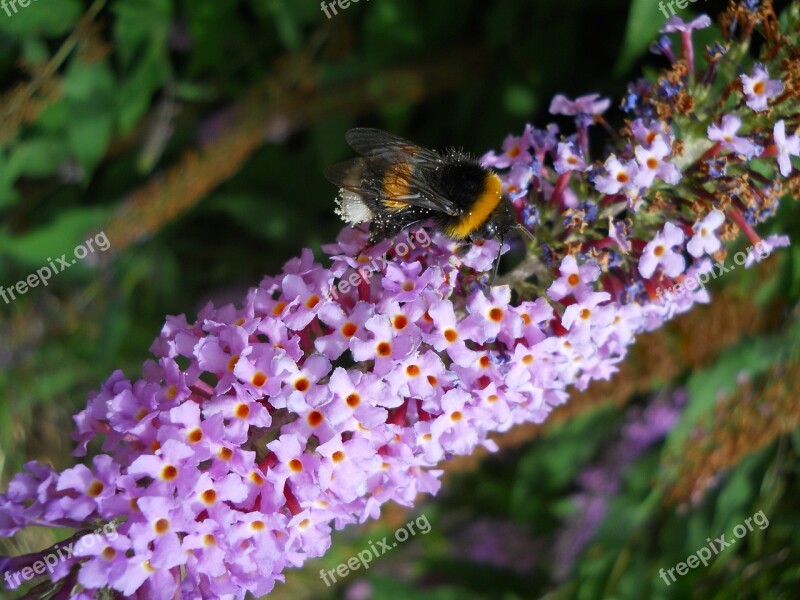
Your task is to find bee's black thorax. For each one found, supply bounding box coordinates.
[427,159,489,215]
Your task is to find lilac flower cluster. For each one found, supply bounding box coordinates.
[1,3,797,598]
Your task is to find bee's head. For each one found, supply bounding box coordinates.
[478,197,516,240]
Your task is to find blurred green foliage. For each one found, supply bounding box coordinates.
[0,0,798,599]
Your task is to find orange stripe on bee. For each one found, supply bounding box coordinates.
[382,163,412,210]
[446,172,503,239]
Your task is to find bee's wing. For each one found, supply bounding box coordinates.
[327,128,463,217]
[345,128,439,162]
[382,165,462,216]
[323,158,368,194]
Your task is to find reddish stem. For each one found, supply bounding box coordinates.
[551,171,572,206]
[681,31,695,82]
[727,206,761,247]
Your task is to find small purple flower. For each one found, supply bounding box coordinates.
[650,35,675,62]
[741,64,783,112]
[594,154,639,197]
[503,163,534,199]
[634,136,681,188]
[561,291,613,344]
[631,119,668,147]
[657,79,682,99]
[547,255,600,302]
[530,123,560,154]
[549,93,611,117]
[554,142,587,174]
[707,115,763,160]
[745,235,791,268]
[609,217,632,255]
[773,120,800,177]
[660,15,712,33]
[481,125,534,168]
[639,222,686,279]
[687,210,725,258]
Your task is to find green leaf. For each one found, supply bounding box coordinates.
[68,113,114,174]
[614,0,664,77]
[112,0,172,68]
[0,150,21,209]
[0,208,108,267]
[7,137,68,178]
[62,60,116,173]
[116,47,170,135]
[712,453,762,534]
[63,59,115,103]
[0,0,82,39]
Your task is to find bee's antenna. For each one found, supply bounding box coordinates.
[515,223,536,244]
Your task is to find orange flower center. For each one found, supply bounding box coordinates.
[234,403,250,419]
[154,518,170,534]
[87,480,104,497]
[406,364,421,376]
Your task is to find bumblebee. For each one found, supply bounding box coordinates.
[324,128,525,247]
